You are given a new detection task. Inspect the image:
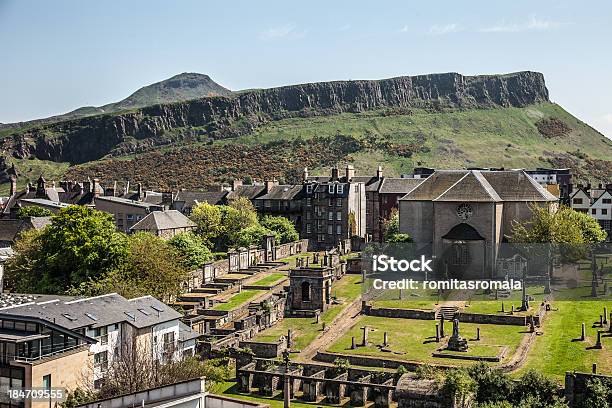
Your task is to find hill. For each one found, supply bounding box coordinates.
[1,71,611,193]
[0,73,231,130]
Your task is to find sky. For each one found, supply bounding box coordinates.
[1,0,611,138]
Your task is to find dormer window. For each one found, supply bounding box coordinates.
[328,184,334,194]
[306,184,313,194]
[337,184,344,194]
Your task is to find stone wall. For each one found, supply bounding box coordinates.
[239,337,288,358]
[564,371,612,407]
[364,305,436,320]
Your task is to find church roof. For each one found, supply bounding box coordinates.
[130,210,196,232]
[400,170,557,202]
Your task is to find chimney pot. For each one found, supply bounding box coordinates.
[345,164,355,182]
[331,166,339,181]
[232,179,243,190]
[377,165,383,180]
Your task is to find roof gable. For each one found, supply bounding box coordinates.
[434,171,501,202]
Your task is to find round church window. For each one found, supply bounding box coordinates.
[456,203,473,220]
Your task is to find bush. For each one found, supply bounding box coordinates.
[16,206,52,219]
[260,215,299,244]
[168,231,213,269]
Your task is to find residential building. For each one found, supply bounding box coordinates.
[378,176,424,239]
[253,181,303,229]
[0,217,51,248]
[302,166,366,250]
[399,170,558,279]
[172,190,229,214]
[587,187,612,240]
[130,210,197,238]
[95,196,162,233]
[0,292,199,405]
[569,187,592,213]
[524,168,572,202]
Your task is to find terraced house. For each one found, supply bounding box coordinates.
[0,293,198,408]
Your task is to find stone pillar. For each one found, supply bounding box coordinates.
[383,332,389,347]
[595,331,603,349]
[440,316,445,338]
[287,329,293,348]
[593,364,598,374]
[501,302,505,313]
[351,336,356,349]
[581,323,586,341]
[361,326,369,346]
[476,327,481,341]
[600,315,604,327]
[605,308,608,325]
[435,323,440,342]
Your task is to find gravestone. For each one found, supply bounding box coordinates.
[581,323,586,341]
[440,315,445,338]
[595,331,603,349]
[447,319,468,352]
[435,323,440,342]
[287,329,293,348]
[383,332,389,347]
[604,308,608,325]
[476,327,481,341]
[351,336,356,349]
[361,326,369,347]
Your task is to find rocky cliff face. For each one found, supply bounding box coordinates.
[0,71,549,165]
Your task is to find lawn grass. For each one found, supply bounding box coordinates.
[254,275,363,350]
[250,273,287,287]
[370,288,443,311]
[210,382,341,408]
[212,289,265,311]
[518,300,612,380]
[328,315,526,367]
[462,286,547,315]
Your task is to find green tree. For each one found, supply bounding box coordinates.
[468,362,514,404]
[233,224,275,248]
[16,206,52,219]
[260,215,299,243]
[5,205,128,294]
[3,228,45,291]
[581,378,612,408]
[511,205,606,244]
[168,231,213,269]
[383,208,413,243]
[512,370,560,407]
[228,197,258,229]
[442,368,477,408]
[190,202,222,245]
[72,232,188,301]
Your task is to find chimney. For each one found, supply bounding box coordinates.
[82,180,91,194]
[303,167,309,182]
[377,165,383,180]
[124,181,130,196]
[9,175,17,196]
[265,178,278,193]
[137,183,143,200]
[345,164,355,182]
[36,175,46,198]
[598,183,603,190]
[331,166,339,182]
[106,181,117,197]
[92,178,100,197]
[162,191,174,207]
[232,179,243,191]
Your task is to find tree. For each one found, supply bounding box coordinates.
[3,228,45,292]
[5,206,128,294]
[468,362,514,404]
[382,208,413,243]
[442,368,477,408]
[581,378,612,408]
[511,205,606,244]
[16,206,52,219]
[260,215,299,244]
[72,232,189,301]
[228,197,258,229]
[168,231,213,269]
[233,224,275,248]
[190,202,222,245]
[512,370,560,407]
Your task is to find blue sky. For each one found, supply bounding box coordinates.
[1,0,611,137]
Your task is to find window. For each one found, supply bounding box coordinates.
[306,184,313,194]
[328,211,333,221]
[42,374,51,390]
[337,225,342,235]
[318,234,325,242]
[306,198,312,207]
[127,214,134,221]
[94,326,108,345]
[451,244,469,265]
[337,184,344,194]
[306,224,311,234]
[328,198,333,206]
[328,184,335,194]
[336,198,342,207]
[265,200,271,208]
[327,225,333,235]
[306,212,311,220]
[336,211,342,221]
[602,209,608,215]
[603,198,612,204]
[573,198,583,205]
[94,351,108,370]
[592,209,597,215]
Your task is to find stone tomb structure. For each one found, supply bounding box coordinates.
[288,266,334,313]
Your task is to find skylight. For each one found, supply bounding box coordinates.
[151,305,164,313]
[124,311,135,321]
[138,308,151,316]
[84,313,98,321]
[62,313,77,321]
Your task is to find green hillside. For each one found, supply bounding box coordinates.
[2,102,610,194]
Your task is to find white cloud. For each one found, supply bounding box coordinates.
[480,15,566,33]
[259,24,306,40]
[428,23,461,35]
[399,25,409,33]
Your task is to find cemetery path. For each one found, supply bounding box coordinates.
[297,295,364,362]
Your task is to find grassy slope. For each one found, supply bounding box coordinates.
[2,102,611,194]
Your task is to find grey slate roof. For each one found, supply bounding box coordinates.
[401,170,557,202]
[95,195,158,209]
[0,293,182,330]
[226,185,266,201]
[255,185,303,201]
[0,217,51,244]
[379,178,424,194]
[130,210,196,232]
[20,198,70,208]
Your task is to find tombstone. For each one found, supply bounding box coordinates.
[501,302,505,313]
[600,315,604,328]
[351,336,356,349]
[592,271,598,298]
[595,331,603,349]
[510,305,514,315]
[476,327,481,341]
[529,316,535,333]
[609,313,612,334]
[581,323,586,341]
[316,312,320,324]
[495,289,499,300]
[287,329,293,348]
[435,323,440,342]
[447,319,468,352]
[361,326,369,347]
[604,308,608,325]
[439,315,445,338]
[593,364,598,374]
[383,332,389,347]
[322,322,326,331]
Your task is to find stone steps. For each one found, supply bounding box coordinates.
[436,306,459,320]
